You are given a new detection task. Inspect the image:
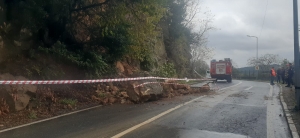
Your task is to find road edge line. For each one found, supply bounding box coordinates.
[218,81,242,91]
[111,96,205,138]
[278,84,300,138]
[0,105,103,133]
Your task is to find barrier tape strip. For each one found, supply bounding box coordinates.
[0,77,216,85]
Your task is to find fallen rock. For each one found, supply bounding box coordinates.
[105,92,113,98]
[120,91,129,98]
[200,83,210,92]
[0,97,10,115]
[95,84,102,93]
[0,73,37,111]
[112,86,119,92]
[111,91,117,96]
[126,82,140,102]
[120,98,127,104]
[126,79,163,103]
[108,82,114,89]
[177,89,190,95]
[105,86,110,92]
[108,97,117,104]
[175,84,190,90]
[101,98,109,105]
[91,95,101,101]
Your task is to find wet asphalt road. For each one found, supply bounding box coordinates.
[0,80,291,138]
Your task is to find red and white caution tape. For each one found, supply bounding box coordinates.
[0,77,215,85]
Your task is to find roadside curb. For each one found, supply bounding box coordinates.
[0,105,103,133]
[278,85,300,138]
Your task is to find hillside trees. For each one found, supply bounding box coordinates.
[163,0,214,77]
[0,0,213,79]
[247,54,280,71]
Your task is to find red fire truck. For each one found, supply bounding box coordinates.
[210,58,232,82]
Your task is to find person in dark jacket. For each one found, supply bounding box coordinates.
[281,67,286,84]
[286,63,294,87]
[284,66,289,84]
[276,68,281,83]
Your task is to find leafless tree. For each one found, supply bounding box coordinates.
[183,0,201,28]
[187,0,215,70]
[247,54,280,71]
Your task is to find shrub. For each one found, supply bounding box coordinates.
[59,98,78,106]
[155,63,177,77]
[28,111,37,119]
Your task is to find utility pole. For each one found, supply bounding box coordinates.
[293,0,300,110]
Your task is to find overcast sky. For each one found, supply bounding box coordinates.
[199,0,295,67]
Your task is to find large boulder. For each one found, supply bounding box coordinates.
[0,73,37,112]
[200,83,210,92]
[126,79,163,103]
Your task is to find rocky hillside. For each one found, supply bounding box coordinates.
[0,0,214,121]
[0,0,212,79]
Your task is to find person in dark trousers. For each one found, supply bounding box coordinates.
[276,68,281,83]
[286,63,294,87]
[281,67,286,84]
[270,67,276,85]
[284,66,289,84]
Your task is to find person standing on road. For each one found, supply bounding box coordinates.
[286,63,294,87]
[276,68,281,83]
[281,67,286,84]
[270,67,276,85]
[284,66,289,84]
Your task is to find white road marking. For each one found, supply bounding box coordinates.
[0,105,103,133]
[267,85,275,138]
[218,81,243,91]
[111,96,205,138]
[244,86,253,91]
[112,82,243,138]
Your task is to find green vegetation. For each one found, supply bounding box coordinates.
[155,63,177,77]
[98,93,108,98]
[59,99,78,106]
[28,111,37,119]
[0,0,213,79]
